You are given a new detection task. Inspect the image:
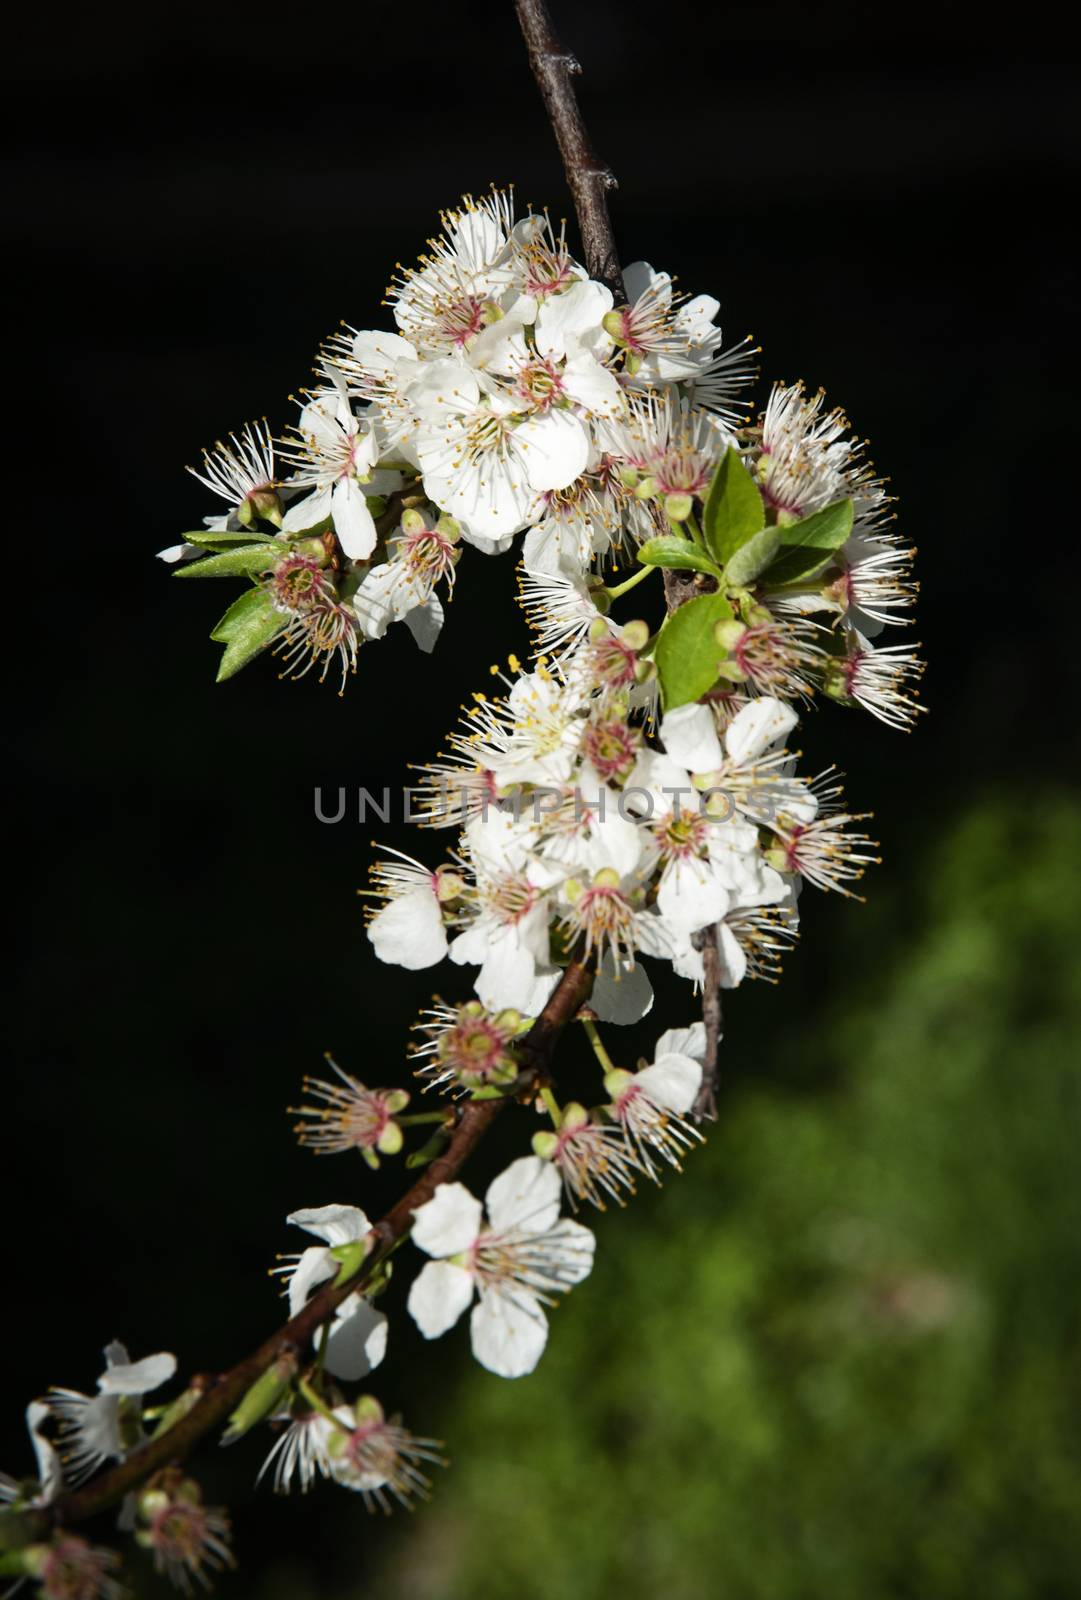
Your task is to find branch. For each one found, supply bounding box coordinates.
[22,960,594,1536]
[513,0,623,300]
[693,937,722,1122]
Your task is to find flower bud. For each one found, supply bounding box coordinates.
[714,619,746,652]
[602,309,627,343]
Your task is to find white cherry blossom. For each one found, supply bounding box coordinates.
[407,1156,594,1378]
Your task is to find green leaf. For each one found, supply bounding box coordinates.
[703,447,765,564]
[723,527,782,586]
[762,498,854,587]
[176,543,282,579]
[210,586,267,642]
[654,592,735,710]
[211,588,286,681]
[178,528,278,549]
[637,536,722,578]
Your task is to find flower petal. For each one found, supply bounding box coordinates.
[725,697,798,765]
[368,886,448,970]
[411,1182,484,1257]
[287,1204,372,1246]
[660,704,723,773]
[98,1352,177,1397]
[323,1298,388,1381]
[332,478,377,561]
[407,1260,475,1339]
[470,1288,549,1378]
[590,951,654,1025]
[637,1053,702,1114]
[485,1155,561,1235]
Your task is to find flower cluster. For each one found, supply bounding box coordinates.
[0,183,923,1596]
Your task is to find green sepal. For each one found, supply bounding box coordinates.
[723,526,782,586]
[405,1127,453,1169]
[150,1383,203,1441]
[703,447,765,564]
[176,543,283,579]
[654,591,735,710]
[762,499,854,587]
[210,587,286,681]
[330,1240,370,1286]
[221,1353,297,1446]
[637,536,722,578]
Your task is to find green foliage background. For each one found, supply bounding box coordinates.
[349,794,1081,1599]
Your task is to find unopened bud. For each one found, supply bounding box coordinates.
[714,620,746,652]
[436,868,465,902]
[664,492,693,523]
[602,309,627,343]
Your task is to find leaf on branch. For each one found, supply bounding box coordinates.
[703,447,765,564]
[176,544,283,580]
[178,529,280,549]
[654,591,735,709]
[723,527,781,586]
[210,588,286,681]
[761,499,854,586]
[637,536,723,577]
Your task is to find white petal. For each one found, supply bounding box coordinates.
[98,1352,176,1397]
[485,1154,561,1235]
[407,1260,475,1338]
[535,279,613,359]
[622,261,656,302]
[660,704,723,772]
[559,352,624,418]
[332,478,377,560]
[637,1053,702,1114]
[470,1288,549,1378]
[590,951,654,1024]
[725,697,798,764]
[657,856,729,933]
[656,1022,707,1062]
[368,886,447,969]
[544,1218,596,1285]
[287,1203,372,1246]
[26,1401,62,1505]
[515,409,589,493]
[323,1298,388,1381]
[282,484,333,534]
[404,593,444,652]
[286,1246,335,1318]
[716,921,748,988]
[411,1182,484,1257]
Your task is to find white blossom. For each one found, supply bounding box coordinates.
[407,1156,594,1378]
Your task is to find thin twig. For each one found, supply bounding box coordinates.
[513,0,623,300]
[693,936,723,1121]
[12,960,593,1538]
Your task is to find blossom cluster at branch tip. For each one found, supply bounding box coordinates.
[0,182,924,1588]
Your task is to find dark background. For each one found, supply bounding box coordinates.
[4,3,1077,1593]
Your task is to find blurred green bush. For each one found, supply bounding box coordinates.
[368,795,1081,1600]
